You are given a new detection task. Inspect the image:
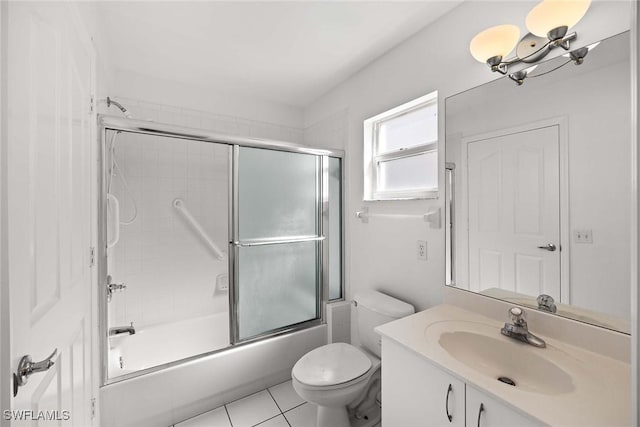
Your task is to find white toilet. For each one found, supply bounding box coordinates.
[291,290,415,427]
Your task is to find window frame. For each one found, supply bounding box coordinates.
[364,91,438,201]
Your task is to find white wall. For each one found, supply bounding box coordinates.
[302,0,631,341]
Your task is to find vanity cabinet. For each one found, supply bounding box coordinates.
[382,336,465,427]
[466,385,541,427]
[382,338,542,427]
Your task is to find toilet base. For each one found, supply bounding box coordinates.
[317,405,350,427]
[348,386,381,427]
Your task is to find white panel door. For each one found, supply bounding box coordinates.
[467,126,560,299]
[7,2,95,425]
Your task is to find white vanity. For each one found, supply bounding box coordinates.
[376,304,630,427]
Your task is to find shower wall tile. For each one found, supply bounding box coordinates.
[109,131,230,330]
[110,96,304,144]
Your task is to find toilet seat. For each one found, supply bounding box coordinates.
[292,343,372,388]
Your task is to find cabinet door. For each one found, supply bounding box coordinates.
[466,385,543,427]
[382,338,465,427]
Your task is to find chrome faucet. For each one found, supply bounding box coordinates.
[537,294,557,313]
[500,307,546,348]
[109,322,135,337]
[106,275,127,303]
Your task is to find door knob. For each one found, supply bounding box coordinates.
[537,243,557,252]
[13,348,57,396]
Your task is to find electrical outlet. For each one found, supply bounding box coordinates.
[417,240,427,260]
[573,229,593,244]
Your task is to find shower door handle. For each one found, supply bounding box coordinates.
[234,236,325,247]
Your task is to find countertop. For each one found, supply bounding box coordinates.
[375,304,631,427]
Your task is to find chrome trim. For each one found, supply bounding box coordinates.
[227,144,235,346]
[231,145,240,345]
[233,236,325,247]
[98,127,109,386]
[339,156,346,301]
[445,163,456,286]
[100,115,345,158]
[318,155,326,322]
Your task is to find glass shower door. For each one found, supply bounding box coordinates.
[234,147,322,341]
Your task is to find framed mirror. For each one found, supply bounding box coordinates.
[445,31,630,334]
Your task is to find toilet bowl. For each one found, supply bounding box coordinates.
[291,291,414,427]
[292,343,380,427]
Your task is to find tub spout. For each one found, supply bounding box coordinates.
[109,322,135,336]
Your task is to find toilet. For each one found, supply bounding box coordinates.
[291,290,415,427]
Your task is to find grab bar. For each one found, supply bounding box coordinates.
[173,198,224,260]
[107,194,120,248]
[234,236,325,247]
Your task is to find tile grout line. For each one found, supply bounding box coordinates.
[265,387,293,426]
[252,413,286,427]
[175,383,305,427]
[283,401,307,414]
[223,404,233,427]
[266,388,283,414]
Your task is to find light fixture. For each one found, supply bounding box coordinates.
[470,0,592,77]
[526,0,591,39]
[470,25,521,73]
[562,41,600,64]
[508,65,537,86]
[508,41,599,86]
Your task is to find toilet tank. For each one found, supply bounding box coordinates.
[354,290,415,357]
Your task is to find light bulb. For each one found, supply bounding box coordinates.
[526,0,591,38]
[469,25,521,63]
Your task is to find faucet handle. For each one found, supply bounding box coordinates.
[508,307,526,325]
[537,294,557,313]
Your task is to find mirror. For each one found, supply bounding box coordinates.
[445,31,630,334]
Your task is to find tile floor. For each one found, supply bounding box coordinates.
[174,380,317,427]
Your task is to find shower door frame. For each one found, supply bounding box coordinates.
[98,115,345,385]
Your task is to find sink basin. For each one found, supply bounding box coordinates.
[427,321,575,395]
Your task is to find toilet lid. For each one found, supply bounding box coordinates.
[292,343,372,386]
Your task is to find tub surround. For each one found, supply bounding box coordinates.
[376,303,631,426]
[101,325,327,427]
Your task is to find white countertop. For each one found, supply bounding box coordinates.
[375,304,631,427]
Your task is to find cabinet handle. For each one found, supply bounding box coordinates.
[477,403,485,427]
[445,384,453,422]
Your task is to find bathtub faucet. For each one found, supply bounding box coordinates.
[109,322,136,337]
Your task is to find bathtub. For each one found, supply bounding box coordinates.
[108,312,230,378]
[100,324,327,427]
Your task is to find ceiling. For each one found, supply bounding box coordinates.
[97,1,461,107]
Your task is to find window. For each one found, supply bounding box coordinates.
[364,91,438,200]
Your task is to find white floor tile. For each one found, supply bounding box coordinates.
[226,390,281,427]
[284,402,317,427]
[256,415,290,427]
[177,406,231,427]
[268,380,305,412]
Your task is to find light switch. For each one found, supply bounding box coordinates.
[573,229,593,244]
